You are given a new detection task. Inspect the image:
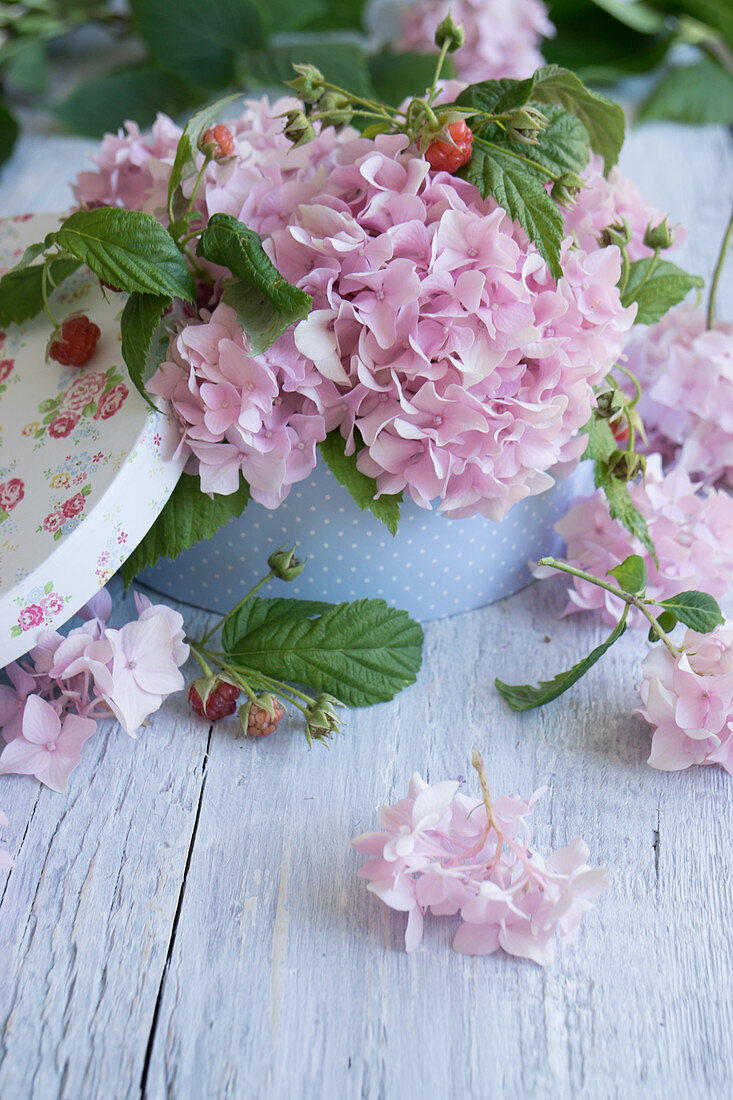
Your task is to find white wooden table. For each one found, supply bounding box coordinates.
[0,108,731,1099]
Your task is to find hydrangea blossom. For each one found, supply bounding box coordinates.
[539,454,733,626]
[397,0,554,82]
[624,304,733,487]
[352,770,608,962]
[637,624,733,774]
[0,589,189,789]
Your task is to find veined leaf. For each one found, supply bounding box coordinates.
[221,596,334,652]
[659,590,725,634]
[621,258,705,324]
[120,292,172,406]
[608,553,647,595]
[0,258,80,327]
[319,430,402,536]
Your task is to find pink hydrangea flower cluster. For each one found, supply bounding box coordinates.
[540,454,733,626]
[624,304,733,487]
[397,0,554,82]
[352,771,608,963]
[0,590,188,791]
[637,624,733,774]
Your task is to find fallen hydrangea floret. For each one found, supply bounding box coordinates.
[536,453,733,626]
[0,589,189,790]
[352,755,608,963]
[624,304,733,488]
[637,623,733,774]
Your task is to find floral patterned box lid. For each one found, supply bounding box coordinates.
[0,213,185,665]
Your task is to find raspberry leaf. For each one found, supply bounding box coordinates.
[46,208,196,301]
[120,292,172,408]
[223,598,424,707]
[496,613,628,711]
[620,258,705,324]
[120,473,250,585]
[0,258,80,327]
[607,553,647,596]
[637,60,733,126]
[319,430,402,536]
[658,591,725,634]
[221,596,335,652]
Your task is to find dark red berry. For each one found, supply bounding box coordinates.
[425,120,473,174]
[201,124,235,160]
[48,314,101,367]
[188,678,241,722]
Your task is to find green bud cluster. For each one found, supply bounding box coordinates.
[304,693,344,745]
[434,11,465,52]
[268,545,307,581]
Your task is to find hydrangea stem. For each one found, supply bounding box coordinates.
[707,201,733,329]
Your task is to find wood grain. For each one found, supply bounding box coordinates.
[0,107,731,1099]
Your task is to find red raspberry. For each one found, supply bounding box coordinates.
[425,120,473,174]
[48,314,101,367]
[188,678,241,721]
[247,697,285,738]
[611,419,629,445]
[201,124,235,160]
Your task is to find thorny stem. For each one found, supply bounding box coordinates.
[537,556,682,657]
[707,200,733,329]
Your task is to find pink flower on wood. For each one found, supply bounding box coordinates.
[0,694,97,792]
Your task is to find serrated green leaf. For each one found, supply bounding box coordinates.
[166,93,243,218]
[120,473,249,585]
[46,208,196,301]
[120,292,171,407]
[318,430,402,536]
[0,97,19,170]
[608,553,647,595]
[496,614,627,711]
[648,609,677,641]
[131,0,266,88]
[0,258,80,327]
[621,258,704,323]
[224,598,423,707]
[659,590,725,634]
[221,595,335,652]
[198,214,311,348]
[459,135,565,278]
[581,411,616,462]
[597,470,657,561]
[638,61,733,126]
[55,65,195,139]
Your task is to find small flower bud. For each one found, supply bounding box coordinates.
[643,217,675,251]
[508,106,547,145]
[550,171,585,208]
[598,218,633,250]
[268,545,306,581]
[435,11,465,52]
[281,109,315,147]
[286,62,327,104]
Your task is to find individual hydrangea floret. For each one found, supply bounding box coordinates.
[352,768,608,963]
[537,454,733,626]
[397,0,554,82]
[637,624,733,774]
[623,304,733,488]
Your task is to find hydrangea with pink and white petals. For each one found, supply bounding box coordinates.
[0,810,12,870]
[565,154,683,262]
[637,624,733,774]
[623,304,733,487]
[539,454,733,627]
[397,0,554,82]
[352,771,608,962]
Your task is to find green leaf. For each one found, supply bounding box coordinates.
[590,0,668,34]
[659,590,725,634]
[46,208,196,302]
[5,37,48,95]
[302,0,366,30]
[197,214,312,349]
[648,609,677,641]
[318,430,402,536]
[369,50,455,106]
[597,470,657,561]
[581,410,616,462]
[221,595,334,652]
[224,598,424,707]
[55,65,195,139]
[0,258,80,327]
[238,38,374,98]
[120,293,172,406]
[645,0,733,50]
[459,135,565,278]
[543,8,673,85]
[637,61,733,126]
[251,0,325,33]
[608,553,647,595]
[166,93,243,218]
[495,614,627,711]
[130,0,266,88]
[120,473,250,585]
[0,97,19,170]
[621,258,704,324]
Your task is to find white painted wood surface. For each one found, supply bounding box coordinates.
[0,104,731,1100]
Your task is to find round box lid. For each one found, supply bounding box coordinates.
[0,213,185,665]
